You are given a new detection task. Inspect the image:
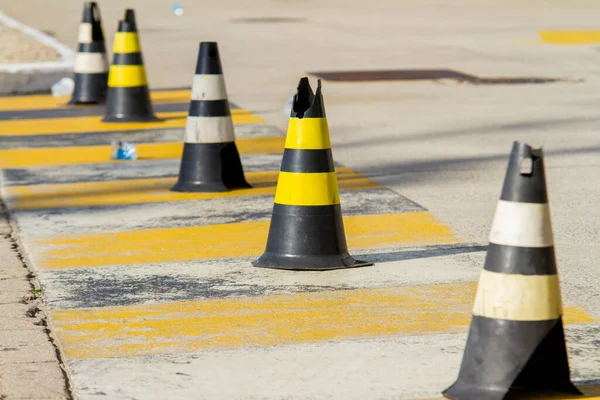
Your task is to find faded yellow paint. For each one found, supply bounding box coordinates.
[0,90,191,111]
[538,30,600,44]
[112,32,141,53]
[517,385,600,399]
[0,136,285,169]
[107,65,148,87]
[274,171,340,206]
[36,212,457,269]
[150,90,191,104]
[49,282,595,360]
[7,167,375,210]
[0,109,263,136]
[284,118,331,150]
[428,384,600,399]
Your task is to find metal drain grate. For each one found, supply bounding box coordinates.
[308,69,577,85]
[230,17,306,24]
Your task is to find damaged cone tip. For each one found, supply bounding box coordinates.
[443,141,580,400]
[69,2,108,104]
[252,77,373,271]
[171,42,250,192]
[102,9,157,122]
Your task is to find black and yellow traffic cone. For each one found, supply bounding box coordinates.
[69,2,108,105]
[171,42,250,192]
[252,77,372,271]
[443,141,580,400]
[102,9,157,122]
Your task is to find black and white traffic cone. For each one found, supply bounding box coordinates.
[171,42,250,192]
[443,141,580,400]
[69,1,108,104]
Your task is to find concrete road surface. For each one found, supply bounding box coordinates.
[1,0,600,398]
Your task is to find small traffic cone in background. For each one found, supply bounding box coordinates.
[69,1,108,104]
[252,77,372,271]
[171,42,250,192]
[102,9,157,122]
[443,142,580,400]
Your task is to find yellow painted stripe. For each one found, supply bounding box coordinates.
[0,90,191,111]
[473,270,562,321]
[285,118,331,150]
[274,171,340,206]
[35,212,457,269]
[7,167,373,210]
[509,386,600,399]
[538,30,600,44]
[112,32,140,53]
[149,90,190,104]
[49,282,594,360]
[0,109,263,136]
[0,135,283,169]
[507,386,600,400]
[427,385,600,399]
[107,65,147,87]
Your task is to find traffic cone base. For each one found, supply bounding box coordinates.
[71,71,107,104]
[444,317,575,400]
[254,204,372,271]
[103,86,156,122]
[102,9,157,122]
[443,142,579,400]
[69,2,108,105]
[171,142,249,192]
[252,77,372,271]
[171,42,250,193]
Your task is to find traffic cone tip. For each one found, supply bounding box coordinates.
[501,141,548,204]
[195,42,223,75]
[291,77,325,119]
[81,2,99,24]
[123,9,137,30]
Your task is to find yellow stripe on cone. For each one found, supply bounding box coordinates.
[107,65,147,87]
[112,32,141,53]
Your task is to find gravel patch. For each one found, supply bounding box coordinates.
[0,22,60,63]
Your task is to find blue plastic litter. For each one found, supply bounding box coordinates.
[111,140,138,160]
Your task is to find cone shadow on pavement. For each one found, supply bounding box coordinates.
[102,9,157,122]
[252,77,373,271]
[171,42,250,192]
[443,141,580,400]
[69,1,108,105]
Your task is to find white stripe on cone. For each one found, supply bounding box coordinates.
[78,23,93,44]
[184,116,235,143]
[472,269,563,321]
[191,75,228,101]
[74,53,108,74]
[489,200,554,248]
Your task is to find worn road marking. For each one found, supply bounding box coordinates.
[0,109,263,136]
[35,212,457,269]
[0,89,192,112]
[427,384,600,399]
[0,136,285,169]
[6,167,378,210]
[49,282,594,359]
[12,188,422,236]
[538,30,600,44]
